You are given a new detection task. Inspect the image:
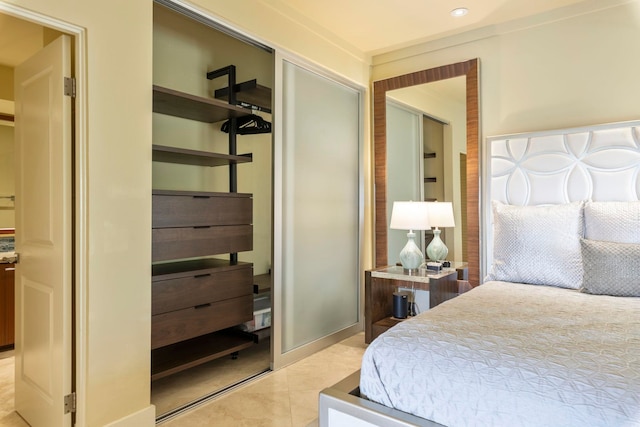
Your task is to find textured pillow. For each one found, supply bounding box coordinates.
[581,239,640,296]
[584,201,640,243]
[486,201,584,289]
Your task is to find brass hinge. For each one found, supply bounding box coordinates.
[64,77,76,98]
[64,392,76,414]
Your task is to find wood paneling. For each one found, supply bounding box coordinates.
[373,59,481,287]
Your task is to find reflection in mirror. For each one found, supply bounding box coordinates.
[386,77,467,266]
[373,59,479,286]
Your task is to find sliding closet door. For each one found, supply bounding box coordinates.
[273,58,362,368]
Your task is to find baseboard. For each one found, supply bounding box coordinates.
[103,405,156,427]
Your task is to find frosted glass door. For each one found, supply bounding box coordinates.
[386,102,423,266]
[279,60,361,355]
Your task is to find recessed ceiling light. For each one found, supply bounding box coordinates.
[450,7,469,17]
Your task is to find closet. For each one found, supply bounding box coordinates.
[151,2,273,417]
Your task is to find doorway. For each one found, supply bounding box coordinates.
[0,7,82,427]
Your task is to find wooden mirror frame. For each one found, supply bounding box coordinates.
[373,58,480,286]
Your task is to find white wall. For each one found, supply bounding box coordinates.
[372,1,640,138]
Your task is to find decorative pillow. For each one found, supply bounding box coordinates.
[584,201,640,243]
[581,239,640,296]
[485,201,584,289]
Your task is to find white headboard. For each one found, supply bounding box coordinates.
[482,120,640,280]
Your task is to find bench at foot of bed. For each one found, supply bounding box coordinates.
[318,370,444,427]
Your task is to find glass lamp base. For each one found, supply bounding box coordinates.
[426,228,448,261]
[399,231,423,270]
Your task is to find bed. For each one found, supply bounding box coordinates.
[319,120,640,427]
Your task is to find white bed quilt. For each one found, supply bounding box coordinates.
[360,281,640,427]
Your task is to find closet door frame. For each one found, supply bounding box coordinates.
[272,50,365,370]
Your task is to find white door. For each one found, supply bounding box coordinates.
[14,34,73,427]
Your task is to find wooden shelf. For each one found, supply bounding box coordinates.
[253,273,271,294]
[214,79,272,113]
[152,144,252,167]
[151,329,255,381]
[153,85,251,123]
[152,258,252,281]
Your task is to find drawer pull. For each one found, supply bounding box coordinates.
[194,303,211,309]
[193,226,211,229]
[5,267,15,271]
[194,273,211,279]
[193,196,210,199]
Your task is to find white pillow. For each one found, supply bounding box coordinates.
[486,201,585,289]
[581,239,640,296]
[584,201,640,244]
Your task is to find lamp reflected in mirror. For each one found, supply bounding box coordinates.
[425,201,455,262]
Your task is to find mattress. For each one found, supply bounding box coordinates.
[360,281,640,427]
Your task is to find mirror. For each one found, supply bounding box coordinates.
[373,59,480,286]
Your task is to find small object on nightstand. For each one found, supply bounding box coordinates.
[425,262,442,272]
[442,261,451,268]
[392,292,409,319]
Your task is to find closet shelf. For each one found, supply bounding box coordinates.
[151,329,255,381]
[214,79,272,113]
[153,85,251,123]
[153,144,252,167]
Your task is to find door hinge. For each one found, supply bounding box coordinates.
[64,392,76,414]
[64,77,76,98]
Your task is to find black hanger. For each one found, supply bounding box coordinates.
[221,114,272,135]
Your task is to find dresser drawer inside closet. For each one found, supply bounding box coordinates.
[151,295,253,349]
[152,191,252,228]
[152,225,253,262]
[152,268,253,315]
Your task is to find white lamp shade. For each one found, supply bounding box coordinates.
[426,202,455,228]
[390,201,430,231]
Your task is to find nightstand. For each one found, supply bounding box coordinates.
[364,265,464,343]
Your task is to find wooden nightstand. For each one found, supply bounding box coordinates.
[365,265,465,344]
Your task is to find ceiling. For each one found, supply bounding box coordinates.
[270,0,590,54]
[0,13,43,67]
[0,0,593,66]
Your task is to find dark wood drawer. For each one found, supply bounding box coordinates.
[152,225,252,262]
[152,190,252,228]
[152,268,253,315]
[151,294,253,349]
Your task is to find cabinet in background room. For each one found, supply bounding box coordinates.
[0,263,15,348]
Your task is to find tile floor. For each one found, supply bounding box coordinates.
[0,332,366,427]
[160,332,366,426]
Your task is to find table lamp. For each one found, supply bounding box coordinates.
[389,201,431,271]
[425,201,455,262]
